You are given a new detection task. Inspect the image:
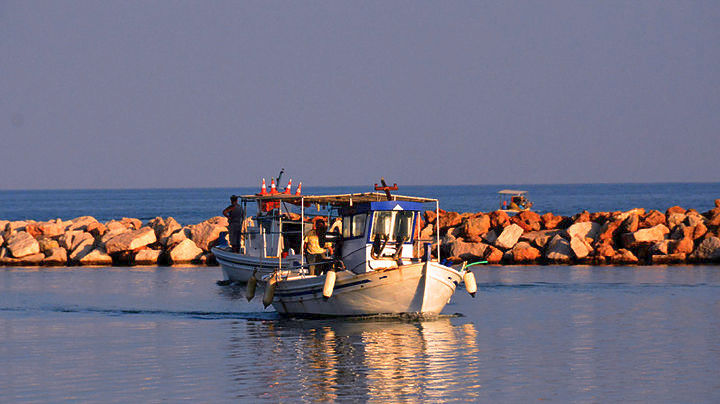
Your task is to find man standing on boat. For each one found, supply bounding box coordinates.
[304,219,331,275]
[223,195,244,253]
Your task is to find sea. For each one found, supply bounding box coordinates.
[1,183,719,402]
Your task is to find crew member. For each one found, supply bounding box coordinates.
[304,219,331,275]
[223,195,244,253]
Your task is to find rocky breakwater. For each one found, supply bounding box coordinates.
[428,199,720,265]
[0,215,229,266]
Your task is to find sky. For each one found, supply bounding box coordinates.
[1,1,719,190]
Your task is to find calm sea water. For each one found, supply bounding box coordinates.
[1,265,719,402]
[1,183,719,224]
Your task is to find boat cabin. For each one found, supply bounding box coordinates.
[498,189,533,212]
[236,192,439,276]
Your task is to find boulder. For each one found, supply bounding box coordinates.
[598,219,622,243]
[511,210,541,232]
[68,216,99,231]
[489,210,511,229]
[651,253,687,265]
[71,232,94,252]
[670,224,693,240]
[610,249,639,265]
[667,213,687,229]
[482,229,498,245]
[86,222,107,238]
[98,229,127,248]
[595,242,616,258]
[37,237,60,254]
[36,221,65,238]
[620,214,640,234]
[708,212,720,227]
[78,247,113,265]
[14,253,45,265]
[669,237,694,255]
[483,245,504,264]
[614,208,645,222]
[572,210,591,224]
[685,213,705,228]
[134,248,162,265]
[540,212,563,230]
[649,240,670,255]
[168,239,203,263]
[566,221,601,242]
[640,210,666,228]
[24,223,42,238]
[146,217,165,236]
[569,236,592,259]
[437,211,463,231]
[545,235,573,263]
[622,224,670,248]
[494,224,524,250]
[6,231,40,258]
[424,210,437,225]
[692,222,708,240]
[105,220,127,233]
[190,218,229,252]
[166,228,190,248]
[158,217,182,245]
[120,217,142,230]
[105,227,157,254]
[511,241,541,263]
[59,230,82,251]
[449,239,489,261]
[69,236,96,262]
[461,215,490,242]
[715,199,720,208]
[42,247,67,266]
[520,229,562,250]
[419,224,435,241]
[689,237,720,262]
[666,206,686,216]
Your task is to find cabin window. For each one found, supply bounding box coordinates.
[342,213,367,239]
[371,211,415,242]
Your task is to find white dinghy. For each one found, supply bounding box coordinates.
[224,180,477,317]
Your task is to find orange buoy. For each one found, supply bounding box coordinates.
[295,182,302,196]
[260,178,268,195]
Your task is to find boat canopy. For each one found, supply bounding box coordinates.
[239,192,436,207]
[497,189,527,195]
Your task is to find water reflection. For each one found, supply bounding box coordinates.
[225,317,480,401]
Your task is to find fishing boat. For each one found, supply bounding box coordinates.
[498,189,533,212]
[214,178,477,317]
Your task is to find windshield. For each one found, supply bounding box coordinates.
[371,211,415,242]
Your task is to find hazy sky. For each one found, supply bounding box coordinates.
[2,1,719,189]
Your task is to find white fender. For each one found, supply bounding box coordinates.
[463,270,477,297]
[262,274,277,308]
[246,269,258,301]
[323,270,337,299]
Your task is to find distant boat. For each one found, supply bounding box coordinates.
[212,180,476,317]
[498,189,533,213]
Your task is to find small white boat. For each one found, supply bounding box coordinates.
[214,179,476,317]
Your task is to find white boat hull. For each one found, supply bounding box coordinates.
[212,247,302,282]
[271,261,463,316]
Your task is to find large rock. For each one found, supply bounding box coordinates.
[594,242,616,258]
[540,212,563,230]
[669,237,694,255]
[640,210,666,228]
[448,239,488,261]
[105,220,127,233]
[6,231,40,258]
[520,229,562,249]
[158,217,182,245]
[134,248,162,265]
[71,232,94,252]
[483,245,504,264]
[120,217,142,230]
[511,241,541,263]
[169,239,203,263]
[566,222,601,242]
[667,213,687,229]
[620,214,640,234]
[105,227,157,254]
[189,219,227,252]
[649,240,670,256]
[622,224,670,248]
[494,224,524,250]
[419,224,435,241]
[43,247,68,265]
[689,237,720,262]
[610,249,639,265]
[86,222,107,238]
[545,235,573,263]
[489,211,511,229]
[685,213,705,228]
[461,215,490,242]
[598,219,622,242]
[69,236,96,262]
[78,247,113,265]
[511,210,541,232]
[666,206,686,216]
[68,216,100,231]
[569,236,592,259]
[166,227,191,248]
[438,211,463,230]
[572,210,591,224]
